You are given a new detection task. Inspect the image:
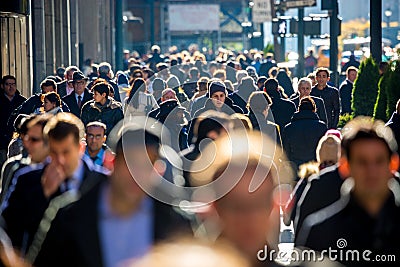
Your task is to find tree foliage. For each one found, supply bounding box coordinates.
[352,57,379,117]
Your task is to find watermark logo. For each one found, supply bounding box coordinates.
[257,238,397,264]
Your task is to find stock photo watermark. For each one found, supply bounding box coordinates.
[257,238,397,263]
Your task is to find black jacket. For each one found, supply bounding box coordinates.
[80,98,124,135]
[62,89,93,119]
[0,92,26,150]
[310,85,340,129]
[34,180,192,267]
[297,177,400,267]
[339,79,353,114]
[247,111,283,148]
[269,96,296,131]
[282,110,327,168]
[291,95,328,125]
[0,159,107,253]
[292,165,344,236]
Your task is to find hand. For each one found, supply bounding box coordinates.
[41,161,67,198]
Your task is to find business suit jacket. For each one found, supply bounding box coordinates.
[35,180,192,267]
[0,158,107,253]
[62,89,93,118]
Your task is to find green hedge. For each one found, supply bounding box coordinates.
[352,57,379,117]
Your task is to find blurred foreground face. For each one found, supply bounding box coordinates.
[49,134,80,177]
[131,239,250,267]
[349,139,392,198]
[215,167,274,258]
[25,124,48,163]
[111,145,159,203]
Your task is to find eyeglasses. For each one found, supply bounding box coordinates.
[24,135,43,143]
[5,83,16,86]
[74,81,86,85]
[86,134,104,140]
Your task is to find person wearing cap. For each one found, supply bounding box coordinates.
[193,81,243,118]
[1,113,107,256]
[188,81,243,144]
[0,75,27,166]
[62,71,93,119]
[296,117,400,267]
[34,120,192,267]
[81,82,124,136]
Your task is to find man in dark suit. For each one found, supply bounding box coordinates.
[0,113,107,254]
[34,120,192,267]
[62,71,93,119]
[339,66,358,115]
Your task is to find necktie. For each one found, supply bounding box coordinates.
[77,95,82,109]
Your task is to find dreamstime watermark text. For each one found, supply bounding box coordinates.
[257,238,397,263]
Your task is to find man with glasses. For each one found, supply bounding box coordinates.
[62,71,93,119]
[0,75,26,166]
[84,121,112,168]
[0,115,51,203]
[0,113,107,254]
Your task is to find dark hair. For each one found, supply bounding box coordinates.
[93,82,111,98]
[14,114,35,136]
[43,113,84,145]
[264,78,280,97]
[40,79,57,92]
[193,110,229,145]
[197,77,209,92]
[346,66,358,76]
[127,78,146,108]
[189,67,199,78]
[247,91,272,113]
[42,92,62,108]
[341,117,397,161]
[115,129,160,156]
[299,96,316,112]
[1,75,16,85]
[315,67,330,77]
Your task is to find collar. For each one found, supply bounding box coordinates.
[75,92,85,99]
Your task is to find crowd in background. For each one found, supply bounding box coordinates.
[0,43,399,267]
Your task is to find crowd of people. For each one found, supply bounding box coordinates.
[0,44,399,267]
